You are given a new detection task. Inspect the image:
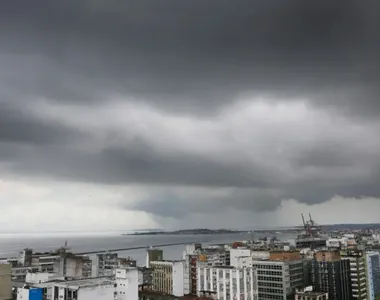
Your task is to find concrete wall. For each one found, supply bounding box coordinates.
[116,268,139,300]
[0,264,12,300]
[172,261,185,297]
[230,248,251,267]
[78,284,115,300]
[235,256,253,268]
[26,272,55,284]
[16,288,43,300]
[17,288,29,300]
[66,257,83,278]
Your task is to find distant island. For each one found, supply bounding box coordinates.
[124,228,246,236]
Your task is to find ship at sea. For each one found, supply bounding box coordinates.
[295,213,327,249]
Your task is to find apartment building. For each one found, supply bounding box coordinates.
[183,244,229,296]
[93,253,137,277]
[116,268,139,300]
[311,251,352,300]
[146,249,164,267]
[150,260,185,297]
[196,265,258,300]
[253,252,304,300]
[340,250,367,300]
[53,253,92,279]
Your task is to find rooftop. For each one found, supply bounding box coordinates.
[54,277,114,289]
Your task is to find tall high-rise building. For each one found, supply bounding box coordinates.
[253,251,304,300]
[365,251,380,300]
[340,249,368,300]
[149,260,185,297]
[311,251,352,300]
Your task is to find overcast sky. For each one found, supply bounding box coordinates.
[1,0,380,232]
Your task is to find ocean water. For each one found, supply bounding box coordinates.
[0,232,254,265]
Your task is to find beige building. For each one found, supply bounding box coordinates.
[0,263,12,300]
[150,260,185,297]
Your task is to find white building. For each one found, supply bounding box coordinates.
[115,268,139,300]
[229,248,251,268]
[150,260,185,297]
[25,271,58,284]
[53,278,115,300]
[197,266,258,300]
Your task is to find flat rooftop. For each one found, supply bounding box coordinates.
[54,277,114,289]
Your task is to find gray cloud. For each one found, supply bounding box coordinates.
[1,1,379,115]
[0,0,379,223]
[0,101,83,145]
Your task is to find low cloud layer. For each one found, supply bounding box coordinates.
[0,0,379,229]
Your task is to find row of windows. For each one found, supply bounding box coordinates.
[259,282,283,288]
[258,292,283,299]
[258,276,283,282]
[258,270,282,276]
[253,264,282,270]
[258,287,283,294]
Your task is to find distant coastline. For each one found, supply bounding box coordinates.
[123,228,246,236]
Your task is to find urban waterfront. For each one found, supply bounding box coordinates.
[0,231,296,264]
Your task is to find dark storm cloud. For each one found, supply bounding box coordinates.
[1,0,380,220]
[0,0,379,115]
[1,141,275,188]
[0,101,83,145]
[128,188,283,218]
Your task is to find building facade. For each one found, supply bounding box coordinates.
[53,253,92,279]
[196,266,258,300]
[146,249,164,268]
[150,260,185,297]
[252,257,304,299]
[0,263,12,300]
[116,268,140,300]
[93,253,137,277]
[311,251,352,300]
[340,250,367,300]
[53,278,115,300]
[365,251,380,300]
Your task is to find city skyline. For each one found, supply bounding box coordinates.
[1,1,380,231]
